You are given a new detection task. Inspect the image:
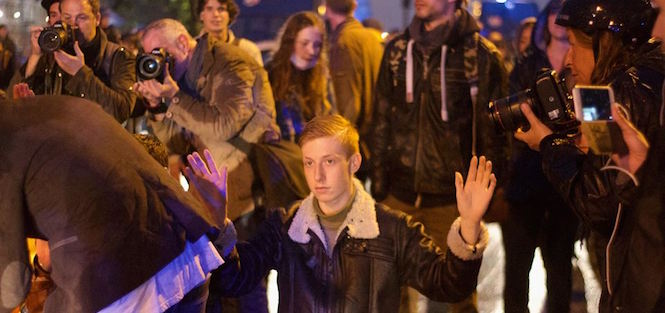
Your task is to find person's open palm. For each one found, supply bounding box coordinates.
[455,156,497,224]
[185,149,228,227]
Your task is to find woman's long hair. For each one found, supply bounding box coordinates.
[571,29,634,84]
[269,11,328,119]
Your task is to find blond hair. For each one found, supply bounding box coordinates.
[299,115,359,157]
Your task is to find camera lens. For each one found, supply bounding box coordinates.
[38,28,66,53]
[137,56,162,80]
[488,90,531,133]
[142,59,159,75]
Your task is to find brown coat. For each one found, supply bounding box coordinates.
[149,37,278,219]
[328,17,383,134]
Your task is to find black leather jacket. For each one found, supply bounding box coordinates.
[371,9,508,201]
[211,184,485,313]
[540,41,665,313]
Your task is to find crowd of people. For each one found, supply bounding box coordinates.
[0,0,663,312]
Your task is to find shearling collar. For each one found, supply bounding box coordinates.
[287,179,380,247]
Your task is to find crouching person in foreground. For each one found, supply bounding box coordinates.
[187,114,495,312]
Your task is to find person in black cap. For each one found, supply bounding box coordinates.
[514,0,665,312]
[500,1,579,312]
[8,0,136,124]
[41,0,61,26]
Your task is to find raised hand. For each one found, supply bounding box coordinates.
[185,149,228,227]
[455,156,497,244]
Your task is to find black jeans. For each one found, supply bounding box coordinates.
[501,193,579,313]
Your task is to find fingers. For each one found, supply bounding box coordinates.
[203,149,220,178]
[466,156,478,184]
[454,171,463,197]
[611,103,636,134]
[186,152,208,177]
[519,103,538,126]
[481,158,493,188]
[476,155,486,184]
[73,41,82,57]
[488,174,497,193]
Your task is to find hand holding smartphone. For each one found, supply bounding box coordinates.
[572,85,628,154]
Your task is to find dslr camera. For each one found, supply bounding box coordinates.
[488,69,578,133]
[38,21,75,54]
[136,48,172,82]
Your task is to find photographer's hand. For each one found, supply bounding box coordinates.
[53,41,84,76]
[24,26,43,78]
[455,156,496,244]
[611,103,649,175]
[133,64,179,107]
[514,103,553,151]
[185,149,229,228]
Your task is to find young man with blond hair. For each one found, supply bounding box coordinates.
[186,114,496,312]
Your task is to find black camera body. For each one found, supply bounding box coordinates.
[38,21,75,54]
[136,48,173,82]
[488,69,578,133]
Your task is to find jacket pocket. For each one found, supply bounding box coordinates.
[343,237,395,262]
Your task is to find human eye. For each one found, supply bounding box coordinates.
[325,158,335,165]
[304,160,314,167]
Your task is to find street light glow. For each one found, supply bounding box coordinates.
[13,11,21,19]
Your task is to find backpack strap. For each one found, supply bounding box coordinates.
[463,32,480,156]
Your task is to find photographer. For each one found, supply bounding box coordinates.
[134,17,278,242]
[514,0,665,311]
[500,1,578,312]
[8,0,136,123]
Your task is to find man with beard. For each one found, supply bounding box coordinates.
[9,0,136,123]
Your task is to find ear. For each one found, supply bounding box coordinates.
[176,34,189,53]
[349,153,362,174]
[95,12,101,26]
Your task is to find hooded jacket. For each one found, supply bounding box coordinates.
[371,9,508,201]
[540,41,665,313]
[211,179,489,313]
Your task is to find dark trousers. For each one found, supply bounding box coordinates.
[500,194,578,313]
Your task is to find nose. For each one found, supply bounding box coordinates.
[564,48,573,68]
[314,163,325,182]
